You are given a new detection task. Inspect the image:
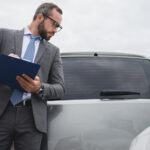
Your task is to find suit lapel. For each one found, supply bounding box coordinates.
[34,40,47,63]
[14,29,24,57]
[14,29,47,63]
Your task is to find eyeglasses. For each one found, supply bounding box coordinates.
[43,14,62,32]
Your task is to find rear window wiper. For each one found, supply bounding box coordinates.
[100,90,140,96]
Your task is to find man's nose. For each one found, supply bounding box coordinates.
[53,27,57,33]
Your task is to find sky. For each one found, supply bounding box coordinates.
[1,0,150,56]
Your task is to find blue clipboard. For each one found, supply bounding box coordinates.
[0,53,40,91]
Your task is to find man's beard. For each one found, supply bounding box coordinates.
[38,21,51,41]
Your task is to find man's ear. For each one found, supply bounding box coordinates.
[36,13,44,23]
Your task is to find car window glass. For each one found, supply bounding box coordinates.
[62,57,150,99]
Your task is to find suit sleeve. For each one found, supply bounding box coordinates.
[41,48,65,100]
[0,29,3,52]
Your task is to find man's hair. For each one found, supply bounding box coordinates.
[33,3,63,20]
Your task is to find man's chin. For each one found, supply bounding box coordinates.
[44,36,51,41]
[48,37,51,41]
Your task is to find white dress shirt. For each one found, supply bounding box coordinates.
[22,26,41,100]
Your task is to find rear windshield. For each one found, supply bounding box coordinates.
[62,57,150,99]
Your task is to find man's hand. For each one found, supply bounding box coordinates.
[16,74,41,93]
[9,53,20,59]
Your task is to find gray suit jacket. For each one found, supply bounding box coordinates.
[0,28,65,133]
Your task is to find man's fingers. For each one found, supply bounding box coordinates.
[22,74,34,83]
[17,75,41,93]
[35,76,40,81]
[17,76,32,90]
[9,53,20,59]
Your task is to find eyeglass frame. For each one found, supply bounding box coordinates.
[42,13,63,32]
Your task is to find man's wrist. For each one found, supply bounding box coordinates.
[36,85,44,96]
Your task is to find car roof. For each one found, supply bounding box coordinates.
[61,52,149,60]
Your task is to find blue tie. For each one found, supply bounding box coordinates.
[10,34,40,105]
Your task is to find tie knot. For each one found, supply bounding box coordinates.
[30,34,40,40]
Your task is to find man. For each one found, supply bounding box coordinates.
[0,2,64,150]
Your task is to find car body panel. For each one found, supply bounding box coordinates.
[47,52,150,150]
[48,99,150,150]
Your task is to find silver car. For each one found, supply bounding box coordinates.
[47,52,150,150]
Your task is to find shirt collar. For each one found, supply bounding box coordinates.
[24,26,42,40]
[24,26,32,35]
